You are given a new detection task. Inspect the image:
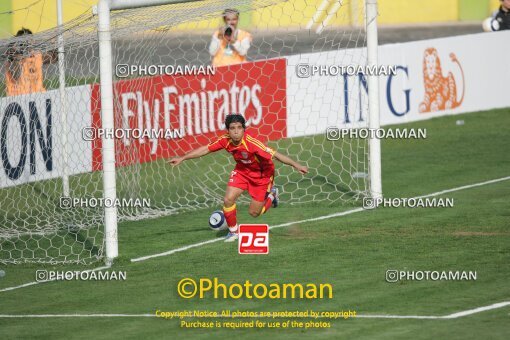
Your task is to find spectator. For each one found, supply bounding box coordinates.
[4,28,57,97]
[209,9,252,67]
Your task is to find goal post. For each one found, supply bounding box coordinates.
[366,0,383,200]
[0,0,382,264]
[97,0,221,266]
[97,0,119,263]
[57,0,70,198]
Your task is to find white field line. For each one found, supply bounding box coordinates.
[1,175,509,293]
[414,176,510,199]
[131,207,366,262]
[0,265,111,293]
[131,175,510,262]
[0,301,509,319]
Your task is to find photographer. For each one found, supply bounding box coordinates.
[4,28,57,97]
[209,9,252,67]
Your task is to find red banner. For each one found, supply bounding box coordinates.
[91,59,287,170]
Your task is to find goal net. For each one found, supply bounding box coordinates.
[0,0,376,264]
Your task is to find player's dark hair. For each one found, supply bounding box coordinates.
[225,114,246,130]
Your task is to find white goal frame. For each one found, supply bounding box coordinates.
[96,0,382,263]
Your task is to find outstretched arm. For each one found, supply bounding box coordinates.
[169,145,210,166]
[273,151,308,174]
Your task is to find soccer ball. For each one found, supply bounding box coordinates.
[482,17,500,32]
[208,210,227,231]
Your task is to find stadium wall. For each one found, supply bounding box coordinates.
[0,86,92,188]
[286,30,510,136]
[0,31,509,187]
[0,0,503,37]
[0,0,95,37]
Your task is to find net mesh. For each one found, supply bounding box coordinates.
[0,0,370,264]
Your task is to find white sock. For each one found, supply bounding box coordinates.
[228,224,238,233]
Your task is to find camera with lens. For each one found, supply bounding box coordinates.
[224,25,233,37]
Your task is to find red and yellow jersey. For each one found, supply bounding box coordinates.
[207,132,276,179]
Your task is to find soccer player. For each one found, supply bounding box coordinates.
[169,114,308,242]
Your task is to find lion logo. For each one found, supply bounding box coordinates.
[419,48,465,113]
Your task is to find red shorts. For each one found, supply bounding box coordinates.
[227,169,274,202]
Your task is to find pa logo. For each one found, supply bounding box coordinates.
[238,224,269,254]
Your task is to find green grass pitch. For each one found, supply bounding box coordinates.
[0,108,509,339]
